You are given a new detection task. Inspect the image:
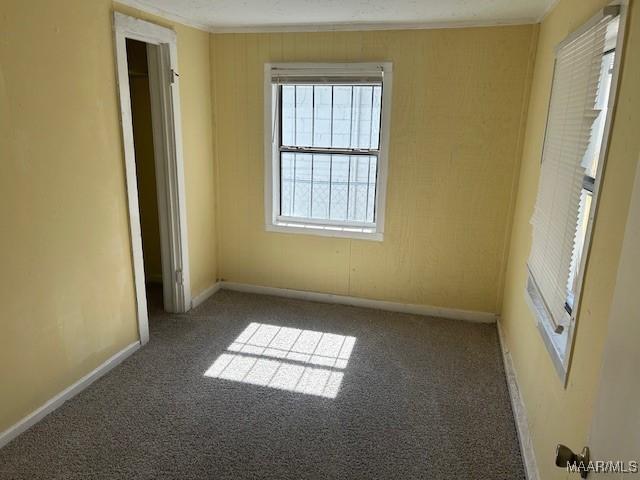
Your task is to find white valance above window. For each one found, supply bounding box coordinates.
[269,63,385,85]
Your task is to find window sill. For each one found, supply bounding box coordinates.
[536,311,569,382]
[266,221,383,241]
[524,281,569,384]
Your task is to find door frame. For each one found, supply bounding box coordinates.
[113,12,191,344]
[587,153,640,472]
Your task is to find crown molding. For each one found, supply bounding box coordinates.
[208,18,539,33]
[115,0,542,34]
[537,0,561,22]
[114,0,212,32]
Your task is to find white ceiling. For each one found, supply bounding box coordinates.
[119,0,555,33]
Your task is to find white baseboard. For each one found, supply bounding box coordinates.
[191,281,222,309]
[220,281,497,323]
[497,319,539,480]
[0,341,140,450]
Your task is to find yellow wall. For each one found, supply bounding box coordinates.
[499,0,640,478]
[0,1,217,432]
[158,15,218,297]
[210,26,537,313]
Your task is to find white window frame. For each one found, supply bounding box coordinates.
[526,1,628,385]
[263,62,393,241]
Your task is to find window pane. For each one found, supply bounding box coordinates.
[311,154,331,219]
[281,86,295,146]
[313,87,332,148]
[331,87,353,148]
[329,155,349,220]
[566,190,592,308]
[367,158,377,222]
[352,87,373,149]
[280,152,295,216]
[348,156,373,222]
[281,84,382,150]
[371,86,382,150]
[280,152,377,224]
[295,86,313,146]
[278,81,383,226]
[582,51,615,178]
[293,153,312,218]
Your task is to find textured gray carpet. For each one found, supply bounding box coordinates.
[0,289,524,479]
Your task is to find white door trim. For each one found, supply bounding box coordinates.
[113,12,192,344]
[587,153,640,470]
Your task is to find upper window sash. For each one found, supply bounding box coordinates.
[277,83,383,152]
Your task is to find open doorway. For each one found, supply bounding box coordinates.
[126,39,164,317]
[114,13,192,345]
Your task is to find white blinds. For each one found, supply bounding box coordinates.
[527,11,618,330]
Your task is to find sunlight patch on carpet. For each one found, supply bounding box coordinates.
[204,323,355,398]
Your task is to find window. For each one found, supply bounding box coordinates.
[264,63,392,240]
[526,4,623,381]
[566,49,616,312]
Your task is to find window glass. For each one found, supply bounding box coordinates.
[279,84,382,225]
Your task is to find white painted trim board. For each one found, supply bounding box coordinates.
[496,319,540,480]
[191,282,222,309]
[189,280,496,322]
[113,12,192,337]
[115,0,213,32]
[220,282,497,323]
[0,342,140,450]
[115,0,544,34]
